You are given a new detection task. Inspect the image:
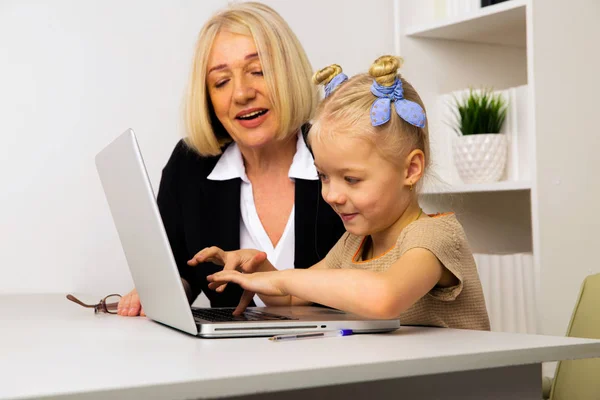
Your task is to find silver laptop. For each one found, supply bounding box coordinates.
[95,129,400,338]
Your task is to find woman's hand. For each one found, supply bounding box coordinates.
[187,247,271,293]
[117,288,145,317]
[207,270,288,314]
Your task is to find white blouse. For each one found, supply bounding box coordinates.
[207,132,318,306]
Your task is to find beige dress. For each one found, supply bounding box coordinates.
[324,213,491,331]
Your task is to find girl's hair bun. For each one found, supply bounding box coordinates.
[313,64,343,86]
[369,55,403,86]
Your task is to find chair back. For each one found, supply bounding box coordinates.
[551,273,600,400]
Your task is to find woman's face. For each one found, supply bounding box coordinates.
[206,31,279,150]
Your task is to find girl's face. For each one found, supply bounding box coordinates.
[312,134,411,237]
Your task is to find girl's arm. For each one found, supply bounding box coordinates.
[209,248,455,319]
[207,259,331,311]
[253,259,331,307]
[280,248,447,318]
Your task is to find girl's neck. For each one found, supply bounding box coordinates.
[240,134,297,181]
[367,200,423,259]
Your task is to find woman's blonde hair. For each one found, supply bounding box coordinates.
[309,55,430,170]
[184,2,317,156]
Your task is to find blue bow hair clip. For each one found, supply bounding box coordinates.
[370,78,426,128]
[324,72,348,98]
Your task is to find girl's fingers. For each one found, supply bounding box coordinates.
[233,290,255,315]
[207,271,244,292]
[208,270,240,282]
[217,258,245,291]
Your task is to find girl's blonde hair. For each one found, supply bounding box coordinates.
[309,55,430,170]
[184,2,317,155]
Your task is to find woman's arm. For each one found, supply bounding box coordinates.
[157,141,203,303]
[208,248,448,318]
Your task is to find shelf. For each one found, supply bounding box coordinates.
[422,180,532,195]
[405,0,527,47]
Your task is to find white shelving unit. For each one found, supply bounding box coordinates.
[395,0,600,337]
[422,180,532,195]
[405,0,527,47]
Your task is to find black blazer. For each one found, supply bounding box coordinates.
[156,131,345,307]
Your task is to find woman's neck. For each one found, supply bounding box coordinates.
[368,200,423,258]
[240,134,297,181]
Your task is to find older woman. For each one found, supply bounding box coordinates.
[117,2,344,316]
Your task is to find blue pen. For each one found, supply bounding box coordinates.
[269,329,353,342]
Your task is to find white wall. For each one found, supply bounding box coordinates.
[532,0,600,336]
[0,0,394,296]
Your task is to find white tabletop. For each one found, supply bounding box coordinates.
[2,294,600,400]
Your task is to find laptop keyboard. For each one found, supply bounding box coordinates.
[191,308,295,322]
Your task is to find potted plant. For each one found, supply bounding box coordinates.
[449,88,509,184]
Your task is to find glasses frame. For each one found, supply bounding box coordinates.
[66,293,122,314]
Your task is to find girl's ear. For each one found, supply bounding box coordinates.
[403,149,425,188]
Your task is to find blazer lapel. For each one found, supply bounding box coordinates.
[200,178,241,251]
[294,178,321,269]
[195,177,248,307]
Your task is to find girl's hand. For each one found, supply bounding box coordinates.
[187,247,269,292]
[207,270,287,315]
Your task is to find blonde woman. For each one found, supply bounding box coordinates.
[117,2,344,316]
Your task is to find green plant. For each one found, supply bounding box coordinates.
[449,88,508,136]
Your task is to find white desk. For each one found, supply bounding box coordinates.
[2,294,600,400]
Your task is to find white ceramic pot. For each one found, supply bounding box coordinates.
[453,133,508,184]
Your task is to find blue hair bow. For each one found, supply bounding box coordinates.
[370,78,426,128]
[324,72,348,98]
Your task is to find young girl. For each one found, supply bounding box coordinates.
[189,56,490,330]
